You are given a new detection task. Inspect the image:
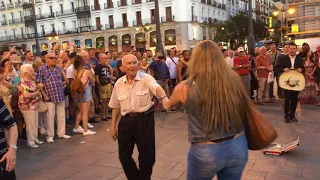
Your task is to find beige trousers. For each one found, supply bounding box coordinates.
[257,78,270,102]
[46,101,66,139]
[21,110,39,146]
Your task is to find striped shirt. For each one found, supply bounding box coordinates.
[0,98,16,156]
[36,65,65,103]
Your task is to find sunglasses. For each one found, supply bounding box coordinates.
[47,57,57,60]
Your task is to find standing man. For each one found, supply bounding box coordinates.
[274,43,290,101]
[255,46,273,104]
[146,50,154,64]
[268,43,280,99]
[166,48,178,93]
[109,54,169,180]
[234,47,251,96]
[96,53,113,121]
[23,51,34,65]
[275,43,305,123]
[36,53,71,142]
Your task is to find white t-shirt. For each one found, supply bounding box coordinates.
[66,64,74,79]
[165,57,178,79]
[225,57,234,68]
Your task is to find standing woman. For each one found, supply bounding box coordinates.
[139,57,152,75]
[299,50,317,104]
[164,40,250,180]
[72,56,96,136]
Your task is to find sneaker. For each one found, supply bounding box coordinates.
[73,126,84,134]
[59,135,72,139]
[39,128,46,135]
[160,109,167,114]
[83,130,96,136]
[47,137,54,143]
[28,144,39,148]
[35,139,44,145]
[87,123,94,129]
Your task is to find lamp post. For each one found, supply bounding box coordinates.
[273,7,296,44]
[248,0,255,55]
[31,0,40,56]
[135,24,151,52]
[155,0,165,56]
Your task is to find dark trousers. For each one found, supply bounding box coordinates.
[118,112,155,180]
[0,159,16,180]
[169,78,177,94]
[283,90,299,118]
[276,76,283,99]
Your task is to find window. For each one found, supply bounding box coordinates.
[62,22,66,30]
[136,11,142,25]
[165,7,172,21]
[19,11,22,19]
[20,27,24,35]
[71,2,74,11]
[10,12,13,20]
[60,4,63,13]
[38,8,41,15]
[49,6,53,15]
[150,9,155,23]
[122,13,128,27]
[108,15,114,28]
[72,20,76,28]
[51,24,54,31]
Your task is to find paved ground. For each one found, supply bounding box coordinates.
[15,102,320,180]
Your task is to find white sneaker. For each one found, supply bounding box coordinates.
[47,137,54,143]
[73,126,84,134]
[59,135,72,139]
[35,139,44,145]
[83,130,96,136]
[28,144,39,148]
[87,123,94,129]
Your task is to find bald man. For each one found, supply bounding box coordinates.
[255,46,273,104]
[109,54,169,180]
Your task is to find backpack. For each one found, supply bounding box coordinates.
[70,70,88,101]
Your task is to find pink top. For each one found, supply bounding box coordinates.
[76,70,89,87]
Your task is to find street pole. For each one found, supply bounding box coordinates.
[32,0,40,56]
[155,0,165,56]
[248,0,255,55]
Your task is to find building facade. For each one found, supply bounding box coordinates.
[0,0,276,53]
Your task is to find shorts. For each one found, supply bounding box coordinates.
[75,86,91,103]
[100,84,112,99]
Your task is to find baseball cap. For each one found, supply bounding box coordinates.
[237,47,245,52]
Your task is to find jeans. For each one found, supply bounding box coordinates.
[187,133,248,180]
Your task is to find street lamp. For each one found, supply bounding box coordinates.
[272,7,296,44]
[135,24,152,50]
[288,7,295,15]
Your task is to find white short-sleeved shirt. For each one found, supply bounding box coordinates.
[66,64,74,79]
[108,71,160,116]
[165,57,178,79]
[225,57,234,68]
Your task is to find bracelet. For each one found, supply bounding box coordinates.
[161,95,167,100]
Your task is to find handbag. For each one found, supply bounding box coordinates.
[38,100,47,112]
[243,105,277,150]
[267,72,275,84]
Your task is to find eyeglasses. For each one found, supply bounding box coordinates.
[47,57,57,60]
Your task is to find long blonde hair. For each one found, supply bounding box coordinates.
[187,40,251,133]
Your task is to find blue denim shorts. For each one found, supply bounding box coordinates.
[187,133,248,180]
[76,86,91,103]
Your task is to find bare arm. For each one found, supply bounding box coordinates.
[110,108,120,141]
[176,62,183,83]
[62,71,68,85]
[87,70,95,83]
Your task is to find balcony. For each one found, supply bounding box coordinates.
[213,1,217,7]
[105,24,115,29]
[36,12,55,20]
[133,20,143,26]
[116,21,129,28]
[56,9,75,17]
[1,21,7,26]
[46,0,52,1]
[132,0,142,5]
[7,3,14,9]
[104,2,113,9]
[22,1,32,9]
[161,16,175,23]
[9,18,23,24]
[76,6,90,13]
[191,15,198,22]
[58,28,79,35]
[0,34,27,42]
[146,0,154,2]
[35,0,42,3]
[79,26,91,32]
[14,1,22,7]
[199,17,208,24]
[92,25,103,31]
[117,1,127,7]
[91,4,101,11]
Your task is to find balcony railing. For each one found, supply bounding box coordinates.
[56,9,75,17]
[79,26,91,32]
[91,4,101,11]
[222,4,226,10]
[199,17,208,24]
[46,0,52,1]
[104,2,113,9]
[22,1,32,8]
[191,15,198,22]
[7,3,14,9]
[132,0,142,4]
[161,16,175,23]
[117,1,127,7]
[0,34,29,42]
[146,0,154,2]
[116,22,129,28]
[1,21,7,25]
[9,18,23,24]
[92,25,103,31]
[76,6,90,13]
[36,12,55,20]
[35,0,42,3]
[58,28,79,35]
[14,2,22,7]
[105,24,115,29]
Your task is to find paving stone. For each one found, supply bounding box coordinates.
[241,170,267,180]
[252,163,302,176]
[66,165,122,180]
[302,168,320,178]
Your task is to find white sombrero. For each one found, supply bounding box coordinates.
[279,70,306,91]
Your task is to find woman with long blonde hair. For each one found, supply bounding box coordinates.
[164,40,251,180]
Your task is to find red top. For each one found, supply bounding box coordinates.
[234,56,250,76]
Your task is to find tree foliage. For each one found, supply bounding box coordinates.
[214,13,267,45]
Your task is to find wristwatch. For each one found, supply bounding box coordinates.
[9,145,18,151]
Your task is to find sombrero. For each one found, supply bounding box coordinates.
[279,69,306,91]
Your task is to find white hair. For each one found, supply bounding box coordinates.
[20,64,33,77]
[259,46,267,51]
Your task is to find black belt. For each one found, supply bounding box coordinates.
[192,135,235,144]
[124,106,155,118]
